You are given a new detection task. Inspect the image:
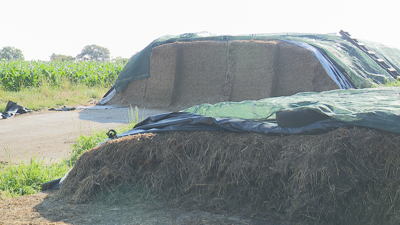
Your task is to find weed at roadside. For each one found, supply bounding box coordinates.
[0,156,69,198]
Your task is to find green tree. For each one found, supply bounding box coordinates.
[50,53,74,61]
[76,44,110,61]
[0,46,24,60]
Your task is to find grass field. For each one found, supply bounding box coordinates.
[0,60,124,111]
[0,60,124,91]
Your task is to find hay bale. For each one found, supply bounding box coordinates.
[144,43,179,107]
[228,40,277,101]
[171,41,229,107]
[61,128,400,224]
[272,41,339,97]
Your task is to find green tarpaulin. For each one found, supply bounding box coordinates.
[183,86,400,134]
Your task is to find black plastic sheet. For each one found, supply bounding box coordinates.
[0,101,32,119]
[116,112,347,138]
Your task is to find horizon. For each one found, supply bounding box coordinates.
[1,0,399,61]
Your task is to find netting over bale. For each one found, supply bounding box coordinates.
[61,127,400,225]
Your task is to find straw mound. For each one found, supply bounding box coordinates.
[61,127,400,224]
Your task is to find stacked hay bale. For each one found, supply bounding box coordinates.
[171,41,228,107]
[228,40,277,101]
[107,40,339,109]
[144,43,179,107]
[61,127,400,224]
[273,41,338,96]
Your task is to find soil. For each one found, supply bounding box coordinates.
[0,105,294,224]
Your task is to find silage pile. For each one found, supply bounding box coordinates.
[60,127,400,224]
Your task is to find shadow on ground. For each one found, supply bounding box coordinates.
[31,191,285,225]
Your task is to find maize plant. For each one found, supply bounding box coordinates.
[0,60,125,91]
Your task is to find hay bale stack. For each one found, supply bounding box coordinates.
[272,41,339,97]
[228,40,277,101]
[109,40,339,108]
[61,128,400,224]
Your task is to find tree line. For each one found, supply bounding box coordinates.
[0,45,129,63]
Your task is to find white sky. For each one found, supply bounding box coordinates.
[1,0,399,61]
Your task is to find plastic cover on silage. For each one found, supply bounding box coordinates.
[183,86,400,134]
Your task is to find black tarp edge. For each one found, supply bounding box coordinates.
[114,112,348,138]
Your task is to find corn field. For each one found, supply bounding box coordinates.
[0,60,125,91]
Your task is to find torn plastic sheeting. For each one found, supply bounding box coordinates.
[115,112,347,138]
[1,101,32,119]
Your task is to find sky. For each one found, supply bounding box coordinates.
[1,0,399,61]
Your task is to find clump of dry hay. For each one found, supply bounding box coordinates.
[60,127,400,224]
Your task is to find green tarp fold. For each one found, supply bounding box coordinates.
[183,87,400,134]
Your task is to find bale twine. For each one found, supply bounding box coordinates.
[61,127,400,224]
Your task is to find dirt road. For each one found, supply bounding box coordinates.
[0,105,168,165]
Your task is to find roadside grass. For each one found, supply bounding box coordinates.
[0,157,70,199]
[0,106,142,199]
[0,78,109,112]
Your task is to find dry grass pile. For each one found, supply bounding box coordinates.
[61,127,400,224]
